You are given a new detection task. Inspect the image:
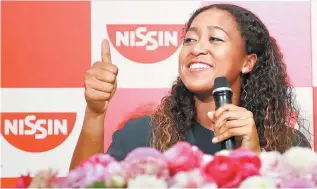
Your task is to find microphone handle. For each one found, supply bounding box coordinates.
[214,91,236,150]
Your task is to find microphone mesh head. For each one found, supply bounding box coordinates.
[214,77,230,89]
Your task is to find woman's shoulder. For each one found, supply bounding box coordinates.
[119,115,153,133]
[291,128,312,148]
[114,115,153,143]
[106,115,153,160]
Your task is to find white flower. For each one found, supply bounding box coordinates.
[191,145,200,151]
[110,175,126,188]
[170,168,206,188]
[278,147,317,177]
[104,161,126,186]
[202,182,218,188]
[215,149,230,156]
[201,154,214,166]
[106,161,123,175]
[239,176,277,188]
[28,169,56,188]
[259,151,281,178]
[127,175,167,188]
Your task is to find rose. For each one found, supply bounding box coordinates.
[16,173,32,188]
[124,148,169,180]
[202,155,242,188]
[124,147,166,164]
[230,148,261,179]
[79,153,115,168]
[230,147,257,158]
[53,164,105,188]
[164,142,203,176]
[236,156,261,179]
[53,154,117,188]
[124,157,170,181]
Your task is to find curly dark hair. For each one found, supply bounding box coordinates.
[150,3,310,153]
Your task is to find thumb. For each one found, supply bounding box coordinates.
[207,111,215,121]
[101,39,112,63]
[207,111,215,131]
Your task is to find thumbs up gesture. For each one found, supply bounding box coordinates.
[85,39,118,114]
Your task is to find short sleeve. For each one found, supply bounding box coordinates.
[292,129,312,149]
[106,129,127,161]
[105,115,152,161]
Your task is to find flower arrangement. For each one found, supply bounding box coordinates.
[18,142,317,188]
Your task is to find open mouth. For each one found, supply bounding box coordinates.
[188,63,212,71]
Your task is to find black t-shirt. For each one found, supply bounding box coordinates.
[106,115,311,161]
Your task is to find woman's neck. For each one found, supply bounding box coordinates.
[193,94,216,130]
[194,78,242,130]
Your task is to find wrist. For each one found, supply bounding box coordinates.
[82,106,105,137]
[85,106,107,118]
[253,145,261,154]
[240,138,261,154]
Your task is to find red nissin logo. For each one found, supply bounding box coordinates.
[107,24,184,64]
[1,113,76,152]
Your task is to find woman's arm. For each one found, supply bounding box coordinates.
[69,108,105,170]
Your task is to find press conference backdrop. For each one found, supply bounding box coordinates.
[1,0,317,187]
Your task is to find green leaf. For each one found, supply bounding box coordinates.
[86,181,107,188]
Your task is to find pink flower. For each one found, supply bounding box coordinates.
[79,153,115,168]
[230,147,257,158]
[124,147,166,164]
[16,173,32,188]
[230,148,261,179]
[202,155,243,188]
[279,177,315,188]
[124,157,169,181]
[53,154,116,188]
[164,142,203,176]
[53,164,100,188]
[124,148,169,180]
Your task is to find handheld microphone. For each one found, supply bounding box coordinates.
[213,76,236,150]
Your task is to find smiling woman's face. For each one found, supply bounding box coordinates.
[178,8,250,94]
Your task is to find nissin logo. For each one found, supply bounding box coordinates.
[107,24,184,64]
[1,113,76,152]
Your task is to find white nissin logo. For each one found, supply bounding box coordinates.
[116,27,178,50]
[4,115,67,139]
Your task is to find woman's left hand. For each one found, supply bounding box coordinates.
[208,104,261,153]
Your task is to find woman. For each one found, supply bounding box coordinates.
[70,3,311,170]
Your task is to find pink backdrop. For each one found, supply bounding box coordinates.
[1,0,316,187]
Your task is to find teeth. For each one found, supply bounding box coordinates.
[190,63,211,69]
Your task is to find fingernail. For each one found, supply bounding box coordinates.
[207,111,214,118]
[212,137,218,143]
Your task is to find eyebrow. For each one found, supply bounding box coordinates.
[188,25,229,37]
